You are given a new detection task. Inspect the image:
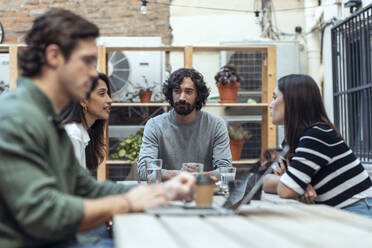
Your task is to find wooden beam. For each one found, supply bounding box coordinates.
[105,46,268,52]
[264,46,277,151]
[97,121,109,181]
[9,45,18,90]
[261,46,277,152]
[97,45,108,181]
[184,46,193,68]
[267,46,277,148]
[106,46,185,52]
[97,45,107,74]
[192,46,268,52]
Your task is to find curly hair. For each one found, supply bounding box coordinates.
[162,68,210,110]
[19,8,99,77]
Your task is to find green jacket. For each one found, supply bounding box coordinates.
[0,78,128,247]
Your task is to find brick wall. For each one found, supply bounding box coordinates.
[0,0,172,44]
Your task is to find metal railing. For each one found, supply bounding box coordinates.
[332,4,372,164]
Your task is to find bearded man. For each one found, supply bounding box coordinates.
[137,68,232,181]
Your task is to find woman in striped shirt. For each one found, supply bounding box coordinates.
[263,74,372,217]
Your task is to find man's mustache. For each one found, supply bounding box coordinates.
[175,101,190,106]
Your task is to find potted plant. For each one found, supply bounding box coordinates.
[138,76,155,103]
[214,65,241,103]
[228,124,252,160]
[127,76,157,103]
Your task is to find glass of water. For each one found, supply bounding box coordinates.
[219,167,236,193]
[145,159,162,184]
[181,162,204,176]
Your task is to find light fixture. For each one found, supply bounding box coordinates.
[140,0,147,15]
[254,10,260,25]
[344,0,362,13]
[295,26,302,34]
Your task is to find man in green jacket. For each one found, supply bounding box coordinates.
[0,9,195,248]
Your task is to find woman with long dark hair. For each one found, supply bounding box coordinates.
[263,74,372,217]
[61,72,112,172]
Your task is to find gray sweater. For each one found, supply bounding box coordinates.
[137,109,232,180]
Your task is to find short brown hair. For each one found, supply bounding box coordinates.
[19,8,99,77]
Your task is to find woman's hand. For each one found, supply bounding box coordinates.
[273,159,287,176]
[298,185,317,204]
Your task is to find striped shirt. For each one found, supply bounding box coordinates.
[280,125,372,208]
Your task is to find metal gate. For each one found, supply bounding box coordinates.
[332,4,372,164]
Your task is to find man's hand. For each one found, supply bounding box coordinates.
[122,172,196,212]
[161,169,181,181]
[164,172,195,202]
[124,184,168,212]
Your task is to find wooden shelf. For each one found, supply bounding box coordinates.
[112,102,169,107]
[232,159,259,165]
[106,46,269,52]
[112,102,269,107]
[207,103,268,107]
[106,159,259,166]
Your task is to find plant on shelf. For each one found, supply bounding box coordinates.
[128,76,157,103]
[122,75,165,103]
[214,64,242,103]
[110,129,144,163]
[227,124,252,161]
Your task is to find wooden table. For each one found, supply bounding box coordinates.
[114,199,372,248]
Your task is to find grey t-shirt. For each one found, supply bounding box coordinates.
[137,109,232,180]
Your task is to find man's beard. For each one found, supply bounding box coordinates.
[174,101,196,116]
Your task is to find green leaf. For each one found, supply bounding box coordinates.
[118,149,125,157]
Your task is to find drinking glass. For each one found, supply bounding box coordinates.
[181,162,204,176]
[219,167,236,193]
[145,159,162,184]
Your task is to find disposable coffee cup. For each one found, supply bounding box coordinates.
[195,175,215,206]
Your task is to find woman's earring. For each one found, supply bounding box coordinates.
[83,106,88,112]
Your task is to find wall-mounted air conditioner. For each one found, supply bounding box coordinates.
[96,37,166,102]
[0,51,9,95]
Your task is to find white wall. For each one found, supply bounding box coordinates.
[321,0,342,122]
[171,0,306,45]
[169,0,307,95]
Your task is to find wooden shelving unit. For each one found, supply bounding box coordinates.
[3,44,276,181]
[98,45,277,181]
